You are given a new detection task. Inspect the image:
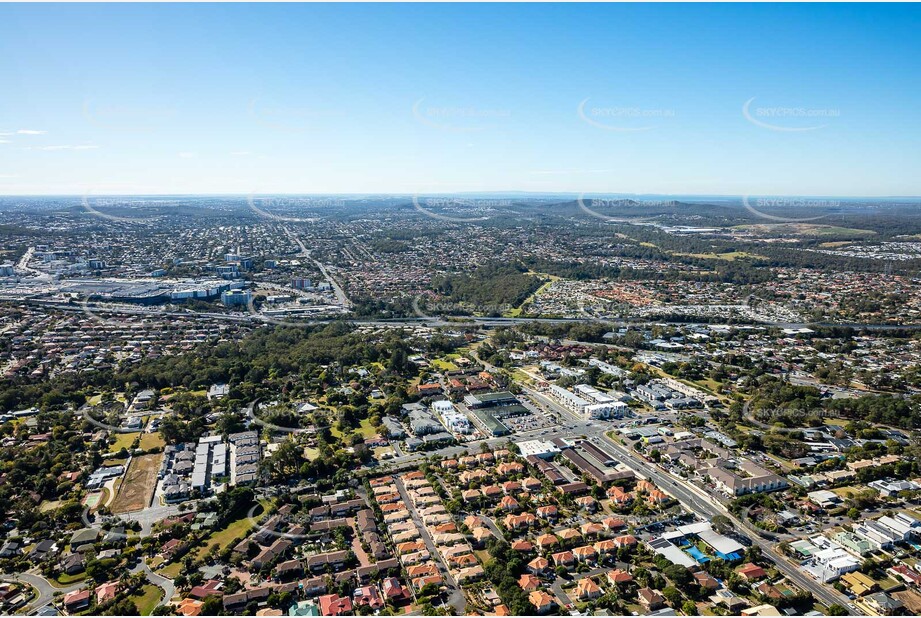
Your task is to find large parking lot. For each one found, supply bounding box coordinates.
[500,396,561,433]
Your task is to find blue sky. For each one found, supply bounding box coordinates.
[1,3,919,196]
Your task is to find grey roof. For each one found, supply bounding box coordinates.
[70,528,99,546]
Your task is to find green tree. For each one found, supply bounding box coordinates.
[662,586,682,607]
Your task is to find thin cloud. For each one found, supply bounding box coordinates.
[230,150,252,156]
[29,144,99,151]
[529,169,612,175]
[178,152,196,158]
[18,129,47,135]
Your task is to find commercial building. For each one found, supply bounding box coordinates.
[558,442,634,485]
[647,537,697,568]
[463,391,519,409]
[573,384,629,419]
[833,531,873,556]
[807,490,841,509]
[469,409,510,437]
[516,440,560,460]
[548,384,590,415]
[853,520,901,550]
[221,289,252,306]
[548,384,626,420]
[802,537,860,583]
[676,521,744,560]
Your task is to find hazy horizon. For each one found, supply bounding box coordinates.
[3,191,921,200]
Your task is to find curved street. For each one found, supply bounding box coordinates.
[131,561,176,608]
[1,570,82,614]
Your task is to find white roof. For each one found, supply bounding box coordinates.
[677,522,744,554]
[516,440,560,458]
[677,521,713,536]
[699,528,744,555]
[864,520,902,541]
[549,384,590,407]
[574,384,616,403]
[648,541,697,568]
[827,555,859,570]
[815,547,844,562]
[661,530,685,543]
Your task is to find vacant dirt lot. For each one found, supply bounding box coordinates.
[111,453,161,513]
[893,590,921,615]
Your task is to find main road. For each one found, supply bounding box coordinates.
[15,247,52,281]
[284,227,352,309]
[523,387,858,615]
[14,298,921,333]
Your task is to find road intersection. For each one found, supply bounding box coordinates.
[524,387,857,614]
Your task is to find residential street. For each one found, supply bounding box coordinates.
[393,475,466,615]
[1,570,82,614]
[131,561,176,607]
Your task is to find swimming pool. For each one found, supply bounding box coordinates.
[686,546,710,563]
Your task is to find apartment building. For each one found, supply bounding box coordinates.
[707,460,788,496]
[229,430,260,485]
